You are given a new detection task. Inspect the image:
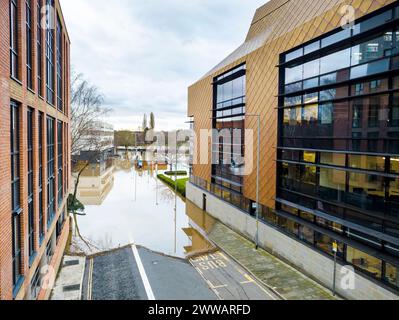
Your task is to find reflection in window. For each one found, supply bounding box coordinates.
[391,157,399,174]
[320,48,351,75]
[351,33,392,66]
[318,103,333,125]
[385,263,399,288]
[319,168,346,202]
[303,59,320,79]
[352,78,388,95]
[299,225,314,245]
[316,217,343,234]
[391,93,399,127]
[346,246,382,279]
[285,64,303,84]
[348,172,385,212]
[348,155,385,172]
[320,153,346,167]
[303,151,316,163]
[302,104,318,124]
[315,232,344,257]
[350,58,390,79]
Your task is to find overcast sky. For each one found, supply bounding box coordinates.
[61,0,268,131]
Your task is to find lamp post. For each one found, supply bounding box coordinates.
[246,114,261,250]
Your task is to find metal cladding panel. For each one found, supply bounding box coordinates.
[188,0,396,209]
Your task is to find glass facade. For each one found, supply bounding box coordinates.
[56,16,63,111]
[38,112,44,242]
[278,5,399,290]
[57,121,63,206]
[212,64,246,197]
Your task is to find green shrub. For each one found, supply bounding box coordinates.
[164,171,187,176]
[157,174,188,197]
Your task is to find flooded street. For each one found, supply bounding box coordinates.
[72,151,212,258]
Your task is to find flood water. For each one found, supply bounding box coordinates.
[73,151,214,258]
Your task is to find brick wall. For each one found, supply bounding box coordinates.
[0,0,71,300]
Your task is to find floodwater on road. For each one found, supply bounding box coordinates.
[73,151,212,259]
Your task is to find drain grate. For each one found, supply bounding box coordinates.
[64,260,80,267]
[63,284,81,292]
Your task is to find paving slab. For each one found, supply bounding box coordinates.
[207,222,338,300]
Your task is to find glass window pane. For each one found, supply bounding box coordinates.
[322,29,351,47]
[320,153,346,166]
[319,168,346,202]
[385,263,398,288]
[351,78,388,95]
[318,103,333,125]
[285,64,303,84]
[302,104,318,123]
[304,92,318,104]
[286,48,303,62]
[315,232,344,257]
[303,77,319,89]
[299,224,314,244]
[320,48,351,74]
[303,151,316,163]
[285,82,303,94]
[348,173,385,212]
[284,95,302,107]
[320,86,348,101]
[303,59,320,79]
[350,58,390,79]
[353,11,393,36]
[391,157,399,174]
[351,33,393,66]
[305,41,320,54]
[348,155,385,172]
[346,246,382,279]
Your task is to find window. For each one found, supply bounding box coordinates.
[38,113,44,241]
[47,117,55,225]
[11,102,22,287]
[390,93,399,127]
[302,151,316,163]
[391,157,399,174]
[346,246,382,279]
[46,0,55,104]
[285,64,303,84]
[10,0,19,78]
[37,0,43,95]
[350,58,390,79]
[26,0,33,89]
[28,109,35,259]
[320,48,351,75]
[321,28,351,48]
[303,59,320,79]
[320,87,348,101]
[351,33,393,66]
[320,153,346,167]
[384,263,398,288]
[318,103,333,125]
[304,41,320,54]
[348,155,385,172]
[348,172,385,212]
[319,168,346,202]
[315,232,344,257]
[56,16,63,111]
[57,121,63,205]
[302,104,318,124]
[285,48,303,62]
[351,78,388,96]
[299,224,314,245]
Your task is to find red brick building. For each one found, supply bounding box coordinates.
[0,0,71,300]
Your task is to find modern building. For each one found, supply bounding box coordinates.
[0,0,71,300]
[187,0,399,299]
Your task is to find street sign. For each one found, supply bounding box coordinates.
[332,241,338,253]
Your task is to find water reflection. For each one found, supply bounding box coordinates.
[72,151,215,259]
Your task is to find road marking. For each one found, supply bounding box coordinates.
[87,258,94,300]
[131,244,155,300]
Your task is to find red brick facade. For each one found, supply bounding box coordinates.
[0,0,71,300]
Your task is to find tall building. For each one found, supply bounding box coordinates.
[187,0,399,299]
[0,0,71,300]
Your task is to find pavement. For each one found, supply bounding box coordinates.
[51,256,86,300]
[207,222,338,300]
[190,251,278,300]
[82,246,217,300]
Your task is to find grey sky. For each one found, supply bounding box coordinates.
[61,0,268,131]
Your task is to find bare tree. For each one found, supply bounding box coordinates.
[69,71,111,215]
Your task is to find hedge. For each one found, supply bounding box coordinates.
[157,174,188,198]
[164,171,187,176]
